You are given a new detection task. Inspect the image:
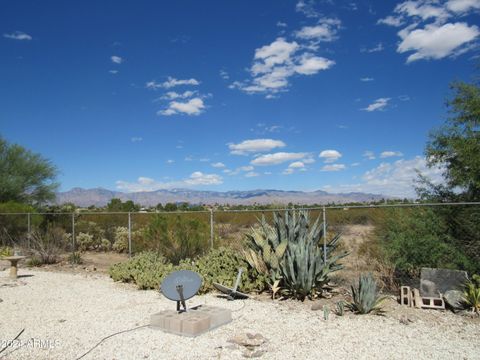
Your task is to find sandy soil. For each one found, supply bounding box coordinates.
[0,269,478,360]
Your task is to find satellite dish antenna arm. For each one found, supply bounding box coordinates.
[176,284,187,312]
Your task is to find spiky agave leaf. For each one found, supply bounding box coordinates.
[348,273,387,314]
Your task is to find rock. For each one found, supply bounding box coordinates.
[420,279,439,298]
[443,290,466,311]
[243,349,266,358]
[420,268,468,297]
[311,302,325,311]
[228,333,266,348]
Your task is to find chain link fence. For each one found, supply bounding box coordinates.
[1,202,479,273]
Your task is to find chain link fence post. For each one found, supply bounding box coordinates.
[27,213,31,249]
[322,206,327,263]
[72,213,76,253]
[210,208,214,249]
[128,212,132,258]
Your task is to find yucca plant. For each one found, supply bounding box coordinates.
[244,210,348,300]
[464,274,480,314]
[348,273,387,314]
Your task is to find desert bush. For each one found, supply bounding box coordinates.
[68,251,83,265]
[99,238,111,251]
[76,232,94,251]
[348,273,387,315]
[28,226,65,265]
[244,210,348,300]
[375,208,471,276]
[109,247,267,293]
[140,214,209,264]
[112,226,143,253]
[0,245,13,257]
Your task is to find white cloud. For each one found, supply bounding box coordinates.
[251,152,307,166]
[160,91,197,100]
[363,150,376,160]
[324,156,445,198]
[130,137,143,143]
[289,161,305,168]
[116,172,223,192]
[3,31,32,40]
[295,21,341,42]
[360,77,374,82]
[158,98,205,116]
[362,98,390,112]
[111,56,123,64]
[277,21,288,27]
[166,159,175,164]
[211,162,225,168]
[380,151,404,158]
[109,70,119,74]
[245,171,260,177]
[377,15,404,27]
[294,53,335,75]
[219,70,229,80]
[229,139,286,155]
[362,43,384,53]
[295,0,320,18]
[146,77,200,90]
[447,0,480,13]
[321,164,346,171]
[380,1,480,62]
[282,168,295,175]
[398,22,479,62]
[319,150,342,163]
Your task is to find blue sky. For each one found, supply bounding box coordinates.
[1,0,479,197]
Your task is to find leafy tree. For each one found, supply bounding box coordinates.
[0,137,58,205]
[424,81,480,201]
[106,198,139,212]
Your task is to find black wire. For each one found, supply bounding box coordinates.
[0,328,25,355]
[75,325,148,360]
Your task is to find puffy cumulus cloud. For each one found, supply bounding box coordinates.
[160,91,197,100]
[211,162,225,168]
[398,22,479,62]
[3,31,32,40]
[289,161,305,168]
[380,151,404,158]
[251,152,307,166]
[378,0,480,62]
[319,150,342,163]
[228,139,286,155]
[116,172,223,192]
[231,17,339,97]
[362,98,390,112]
[111,56,123,64]
[324,156,445,198]
[321,164,346,171]
[224,165,255,176]
[146,77,200,90]
[158,98,205,116]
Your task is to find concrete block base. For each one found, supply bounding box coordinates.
[150,305,232,337]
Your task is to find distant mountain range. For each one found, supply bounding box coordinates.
[55,187,388,207]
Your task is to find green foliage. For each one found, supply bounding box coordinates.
[425,81,480,200]
[0,137,58,205]
[376,208,471,275]
[68,251,83,265]
[0,246,13,257]
[76,232,95,252]
[109,247,267,293]
[335,301,345,316]
[107,198,140,212]
[348,273,387,315]
[464,274,480,314]
[75,221,105,250]
[245,210,348,300]
[141,214,209,264]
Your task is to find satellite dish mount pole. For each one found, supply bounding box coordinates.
[176,284,187,313]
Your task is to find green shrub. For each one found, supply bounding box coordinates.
[141,214,209,264]
[26,255,43,267]
[109,247,267,293]
[76,232,94,251]
[348,273,387,315]
[0,246,13,257]
[68,251,83,265]
[376,208,471,276]
[464,274,480,314]
[74,221,105,250]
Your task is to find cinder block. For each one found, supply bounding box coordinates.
[167,312,185,333]
[150,310,176,328]
[412,288,422,308]
[420,297,445,309]
[194,305,232,329]
[181,314,210,336]
[400,286,412,306]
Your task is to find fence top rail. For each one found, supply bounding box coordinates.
[0,201,480,216]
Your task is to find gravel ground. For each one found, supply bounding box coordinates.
[0,269,479,360]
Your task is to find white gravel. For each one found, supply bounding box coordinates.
[0,269,479,360]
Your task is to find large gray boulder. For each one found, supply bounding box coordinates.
[443,290,466,311]
[420,268,468,297]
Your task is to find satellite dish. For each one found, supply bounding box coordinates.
[161,270,202,312]
[213,268,249,300]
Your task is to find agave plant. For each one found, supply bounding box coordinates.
[348,273,387,315]
[244,210,348,300]
[464,274,480,314]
